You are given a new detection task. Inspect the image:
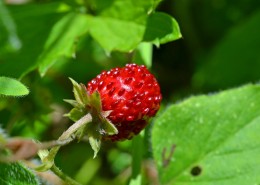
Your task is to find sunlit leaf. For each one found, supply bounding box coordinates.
[143,12,182,46]
[87,15,146,52]
[86,0,181,52]
[0,77,29,97]
[38,13,89,76]
[0,2,70,78]
[152,84,260,185]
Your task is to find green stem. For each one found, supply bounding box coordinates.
[47,113,93,162]
[60,113,92,140]
[39,137,75,149]
[51,164,81,185]
[36,113,92,172]
[131,135,144,178]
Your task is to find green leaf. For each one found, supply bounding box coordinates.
[87,6,182,52]
[152,84,260,185]
[192,10,260,90]
[143,12,182,46]
[0,162,39,185]
[85,0,153,52]
[0,0,21,51]
[87,15,146,52]
[133,43,153,68]
[91,0,155,18]
[0,77,29,97]
[38,13,89,76]
[0,2,70,78]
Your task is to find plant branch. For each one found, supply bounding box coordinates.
[36,113,93,172]
[38,136,75,149]
[47,113,92,161]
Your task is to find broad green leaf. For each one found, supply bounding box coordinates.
[0,162,39,185]
[143,12,182,46]
[85,0,159,52]
[91,0,155,16]
[152,84,260,185]
[0,2,70,78]
[87,15,146,52]
[87,4,181,52]
[38,13,89,76]
[0,77,29,96]
[193,10,260,90]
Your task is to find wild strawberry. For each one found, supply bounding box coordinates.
[87,63,162,141]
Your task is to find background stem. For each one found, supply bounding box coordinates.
[131,135,144,179]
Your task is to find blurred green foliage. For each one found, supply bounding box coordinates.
[0,0,260,184]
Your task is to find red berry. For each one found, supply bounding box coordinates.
[87,63,162,141]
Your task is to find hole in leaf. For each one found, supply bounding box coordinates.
[190,166,202,176]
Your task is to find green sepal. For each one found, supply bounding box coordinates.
[88,91,118,135]
[64,108,86,122]
[88,133,102,158]
[69,77,89,107]
[88,91,102,112]
[63,99,82,109]
[99,111,118,135]
[65,78,119,157]
[35,149,54,172]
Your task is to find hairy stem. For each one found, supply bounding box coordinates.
[39,137,75,149]
[47,113,92,162]
[36,113,92,173]
[51,164,81,185]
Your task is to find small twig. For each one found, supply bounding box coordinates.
[35,113,92,183]
[59,113,92,140]
[38,136,75,149]
[46,113,92,162]
[162,144,176,168]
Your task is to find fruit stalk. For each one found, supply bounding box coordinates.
[51,164,81,185]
